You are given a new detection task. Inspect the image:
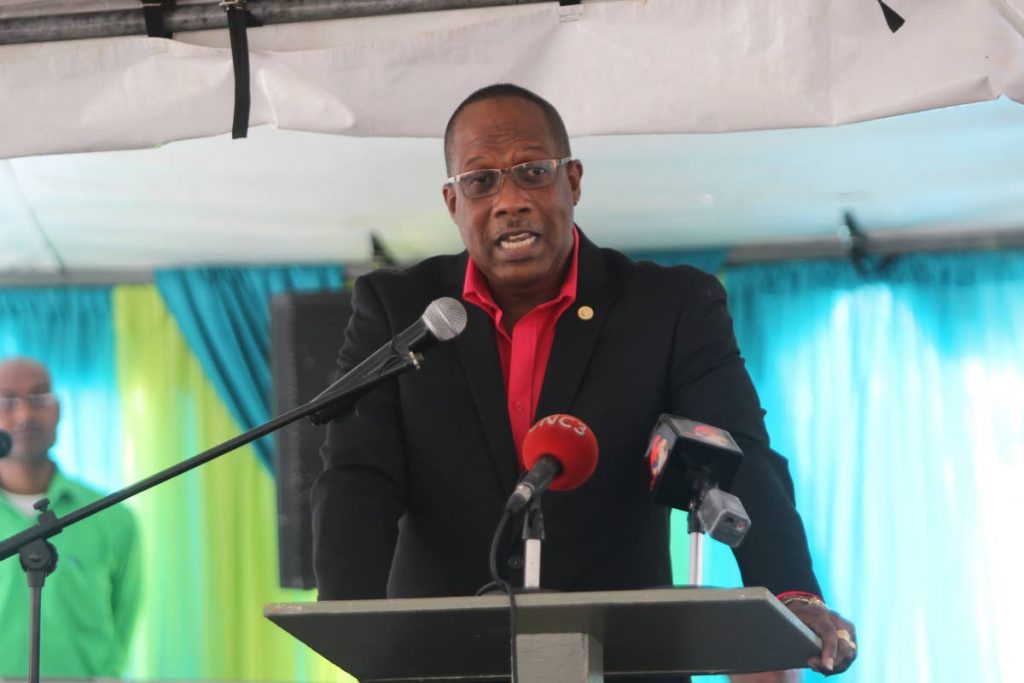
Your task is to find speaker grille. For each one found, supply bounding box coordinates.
[270,290,353,590]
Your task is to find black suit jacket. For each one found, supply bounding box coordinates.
[312,232,821,601]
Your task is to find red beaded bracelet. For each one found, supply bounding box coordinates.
[776,590,826,608]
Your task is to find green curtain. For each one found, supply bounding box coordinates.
[113,284,351,682]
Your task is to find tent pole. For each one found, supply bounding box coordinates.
[0,229,1022,285]
[0,0,551,46]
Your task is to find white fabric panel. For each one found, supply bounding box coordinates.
[1,0,1023,159]
[0,160,62,272]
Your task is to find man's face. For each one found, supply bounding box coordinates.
[443,97,582,301]
[0,360,59,463]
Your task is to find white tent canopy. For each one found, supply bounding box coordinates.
[2,0,1023,276]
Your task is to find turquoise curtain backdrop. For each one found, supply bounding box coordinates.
[156,266,345,470]
[0,272,349,681]
[3,251,1022,683]
[0,287,122,490]
[629,248,728,275]
[682,249,1024,682]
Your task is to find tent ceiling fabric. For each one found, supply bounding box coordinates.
[1,0,1023,276]
[1,0,1024,158]
[2,96,1023,274]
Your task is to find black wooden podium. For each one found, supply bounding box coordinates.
[265,587,820,681]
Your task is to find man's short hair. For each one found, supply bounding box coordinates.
[443,83,572,175]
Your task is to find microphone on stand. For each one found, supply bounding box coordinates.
[309,297,467,425]
[0,430,11,458]
[645,414,750,549]
[504,414,598,593]
[505,414,599,513]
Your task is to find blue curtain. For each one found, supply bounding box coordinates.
[155,266,344,470]
[0,287,123,490]
[694,250,1024,682]
[629,247,728,275]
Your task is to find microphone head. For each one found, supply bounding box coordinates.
[645,414,743,511]
[523,414,598,491]
[422,297,468,341]
[0,429,11,458]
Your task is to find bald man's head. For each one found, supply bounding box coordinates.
[0,357,60,463]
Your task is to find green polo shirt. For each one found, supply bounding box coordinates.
[0,469,140,678]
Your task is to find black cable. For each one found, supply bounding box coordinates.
[476,509,519,683]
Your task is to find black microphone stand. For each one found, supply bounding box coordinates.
[0,349,424,683]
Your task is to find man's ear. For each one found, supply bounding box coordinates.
[568,160,583,206]
[443,184,458,220]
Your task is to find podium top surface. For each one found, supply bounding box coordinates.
[266,587,821,681]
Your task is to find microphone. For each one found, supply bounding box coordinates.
[506,414,598,513]
[309,297,468,425]
[0,430,10,458]
[386,296,468,356]
[645,414,750,547]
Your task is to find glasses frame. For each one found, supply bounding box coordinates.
[445,157,575,199]
[0,392,58,413]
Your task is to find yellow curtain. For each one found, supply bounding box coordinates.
[113,284,351,682]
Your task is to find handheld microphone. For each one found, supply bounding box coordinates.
[309,297,468,425]
[0,430,11,458]
[645,414,750,547]
[506,414,598,513]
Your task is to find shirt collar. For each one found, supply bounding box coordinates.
[463,225,580,321]
[0,464,74,513]
[44,466,76,505]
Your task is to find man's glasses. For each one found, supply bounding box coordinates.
[0,393,58,413]
[446,157,574,199]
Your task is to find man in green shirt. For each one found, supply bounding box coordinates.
[0,357,140,678]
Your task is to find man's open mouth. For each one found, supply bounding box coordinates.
[496,231,538,251]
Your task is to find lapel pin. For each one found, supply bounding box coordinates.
[577,305,594,321]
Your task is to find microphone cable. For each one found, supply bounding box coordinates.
[475,508,519,683]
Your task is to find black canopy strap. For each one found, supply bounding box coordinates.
[140,0,174,39]
[876,0,906,33]
[557,0,582,20]
[221,0,262,139]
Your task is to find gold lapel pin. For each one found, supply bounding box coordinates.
[577,305,594,321]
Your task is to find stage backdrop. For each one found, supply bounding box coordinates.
[0,268,350,682]
[1,249,1023,682]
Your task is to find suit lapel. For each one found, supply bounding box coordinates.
[448,255,520,494]
[536,232,611,420]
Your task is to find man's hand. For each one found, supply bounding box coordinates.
[784,598,857,675]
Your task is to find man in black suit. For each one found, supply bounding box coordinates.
[312,84,856,677]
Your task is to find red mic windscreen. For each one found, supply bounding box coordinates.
[522,414,598,491]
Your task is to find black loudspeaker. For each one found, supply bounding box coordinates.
[270,290,353,590]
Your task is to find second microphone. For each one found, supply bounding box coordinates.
[505,414,599,513]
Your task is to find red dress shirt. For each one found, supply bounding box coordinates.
[463,227,581,464]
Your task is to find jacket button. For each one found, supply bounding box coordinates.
[507,554,524,570]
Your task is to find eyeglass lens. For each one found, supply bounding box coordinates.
[459,159,560,199]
